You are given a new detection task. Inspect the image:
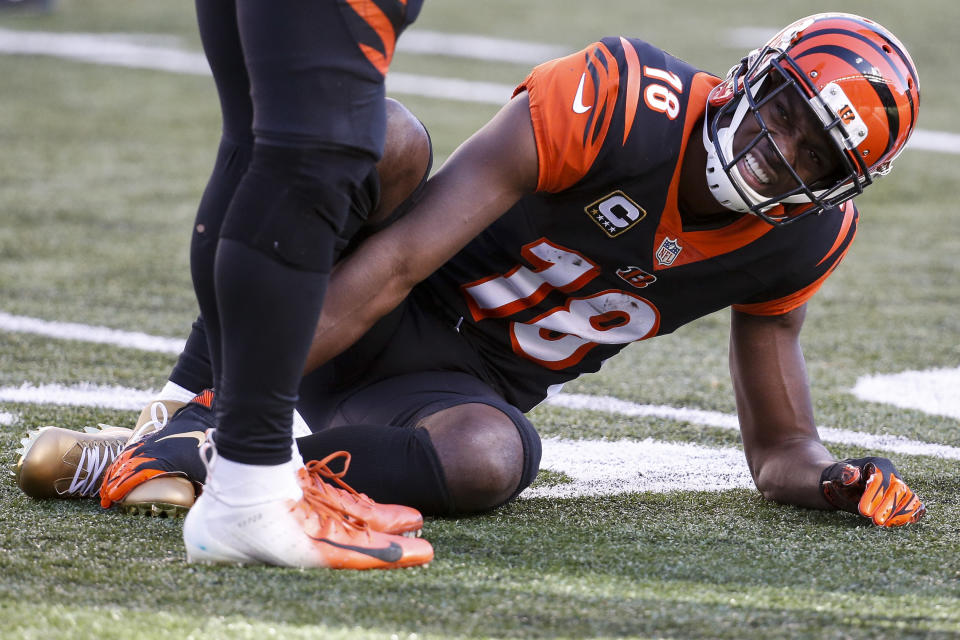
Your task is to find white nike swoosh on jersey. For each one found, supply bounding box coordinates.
[156,431,206,448]
[573,72,593,114]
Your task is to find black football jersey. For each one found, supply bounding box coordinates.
[421,37,858,411]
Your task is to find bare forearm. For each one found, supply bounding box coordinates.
[303,237,412,373]
[729,307,836,509]
[303,164,522,373]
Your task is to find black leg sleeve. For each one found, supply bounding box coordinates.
[295,424,455,516]
[167,316,213,394]
[189,137,254,389]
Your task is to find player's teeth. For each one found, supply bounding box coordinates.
[745,152,770,185]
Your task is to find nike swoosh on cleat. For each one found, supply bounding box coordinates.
[572,72,593,114]
[156,431,206,448]
[318,538,404,563]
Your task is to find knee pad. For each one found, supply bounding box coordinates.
[220,143,374,271]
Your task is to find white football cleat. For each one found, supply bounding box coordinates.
[182,435,433,570]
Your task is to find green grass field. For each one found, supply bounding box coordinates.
[1,1,958,638]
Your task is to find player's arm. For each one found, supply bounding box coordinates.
[729,305,833,508]
[730,305,925,526]
[303,93,539,372]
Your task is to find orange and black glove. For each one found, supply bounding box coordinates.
[820,456,925,527]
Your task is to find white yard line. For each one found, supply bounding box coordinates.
[527,437,754,497]
[0,382,158,412]
[0,27,956,152]
[387,72,513,105]
[398,29,569,64]
[852,367,960,422]
[544,393,960,461]
[0,27,211,73]
[1,379,955,497]
[0,311,185,354]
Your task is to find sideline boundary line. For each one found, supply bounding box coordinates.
[0,27,957,153]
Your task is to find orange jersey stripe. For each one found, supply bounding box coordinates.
[816,201,856,267]
[619,36,642,146]
[343,0,398,75]
[518,42,620,193]
[650,72,777,269]
[359,42,390,76]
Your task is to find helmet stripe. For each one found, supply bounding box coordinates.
[581,50,600,147]
[794,44,901,161]
[805,16,920,93]
[793,22,918,136]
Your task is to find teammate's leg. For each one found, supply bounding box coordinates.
[190,0,255,392]
[124,0,255,458]
[142,94,432,441]
[184,0,432,569]
[206,0,394,470]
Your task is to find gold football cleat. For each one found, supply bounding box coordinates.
[130,399,187,444]
[15,425,132,499]
[101,398,198,518]
[117,476,196,518]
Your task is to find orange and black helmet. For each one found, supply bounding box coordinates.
[703,13,920,225]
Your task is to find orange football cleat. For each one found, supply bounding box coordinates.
[299,452,424,536]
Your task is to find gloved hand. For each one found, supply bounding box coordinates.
[820,456,925,527]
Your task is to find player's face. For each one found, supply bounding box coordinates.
[731,85,843,200]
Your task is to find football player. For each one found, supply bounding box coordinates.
[289,12,926,528]
[301,12,926,528]
[18,13,926,552]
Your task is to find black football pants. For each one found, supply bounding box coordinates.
[190,0,420,465]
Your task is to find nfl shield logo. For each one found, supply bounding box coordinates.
[656,237,682,266]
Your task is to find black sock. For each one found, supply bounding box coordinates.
[296,424,454,516]
[168,316,213,394]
